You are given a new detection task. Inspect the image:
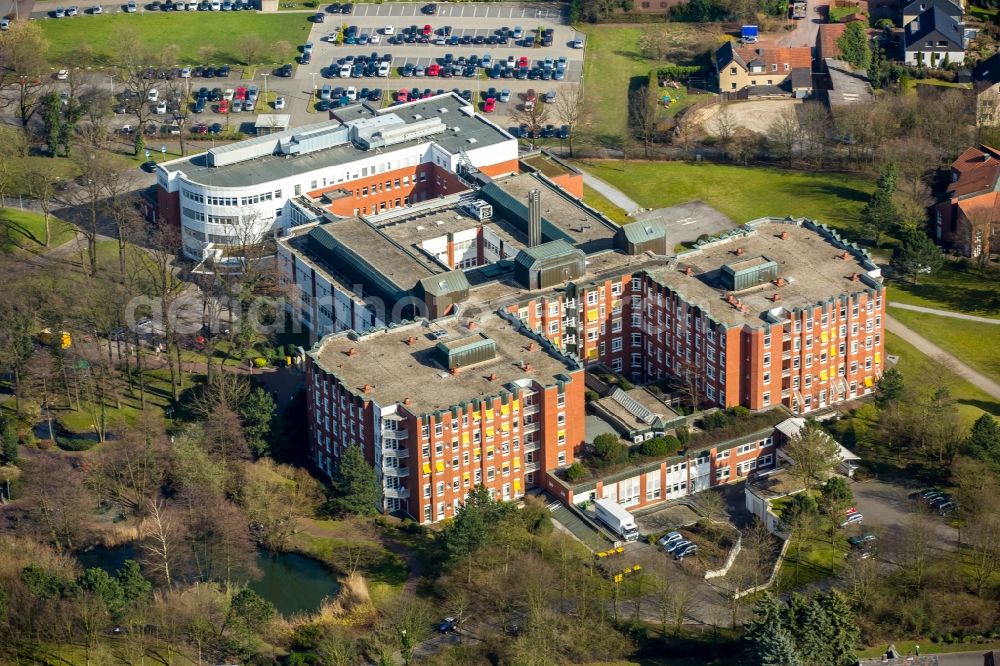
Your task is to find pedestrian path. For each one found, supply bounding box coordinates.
[578,169,641,215]
[886,315,1000,401]
[888,301,1000,324]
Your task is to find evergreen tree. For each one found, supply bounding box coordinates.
[891,229,944,283]
[874,367,904,407]
[817,590,860,666]
[0,411,18,464]
[41,93,62,157]
[75,568,125,619]
[330,445,381,516]
[867,45,883,89]
[819,476,854,513]
[965,414,1000,469]
[745,594,802,666]
[795,598,833,665]
[860,162,898,246]
[116,560,152,610]
[239,386,276,458]
[442,485,515,563]
[837,21,872,70]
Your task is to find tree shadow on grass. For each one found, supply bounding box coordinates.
[958,398,1000,417]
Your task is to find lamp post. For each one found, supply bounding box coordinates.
[310,71,317,101]
[260,72,269,102]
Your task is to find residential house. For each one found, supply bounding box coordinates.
[902,7,967,66]
[816,23,848,64]
[973,52,1000,127]
[933,144,1000,258]
[900,0,962,26]
[716,42,812,95]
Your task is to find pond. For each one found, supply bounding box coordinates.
[76,544,340,616]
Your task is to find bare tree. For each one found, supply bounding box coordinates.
[629,84,657,159]
[237,34,266,66]
[711,103,736,157]
[140,222,186,402]
[20,453,92,552]
[964,512,1000,596]
[553,85,585,157]
[89,411,169,516]
[766,109,799,167]
[508,96,550,145]
[697,488,727,523]
[142,498,183,588]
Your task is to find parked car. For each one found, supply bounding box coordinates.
[937,501,957,515]
[544,89,556,103]
[483,97,496,113]
[666,539,691,554]
[126,0,137,11]
[312,12,325,22]
[422,2,436,14]
[154,100,167,114]
[0,18,9,29]
[839,513,864,528]
[657,532,682,548]
[56,69,70,80]
[847,532,877,548]
[674,544,699,560]
[437,617,456,633]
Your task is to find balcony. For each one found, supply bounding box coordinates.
[522,404,540,415]
[382,446,409,458]
[524,440,540,452]
[525,461,541,473]
[383,487,410,499]
[382,428,408,440]
[384,466,410,477]
[522,421,540,433]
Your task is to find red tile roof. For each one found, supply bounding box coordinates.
[733,45,813,73]
[818,23,847,59]
[947,145,1000,198]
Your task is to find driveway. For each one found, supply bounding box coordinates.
[775,0,828,47]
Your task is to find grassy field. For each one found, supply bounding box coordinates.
[40,13,312,66]
[578,24,713,144]
[858,640,1000,659]
[574,160,872,234]
[888,309,1000,386]
[778,532,846,590]
[583,184,630,224]
[884,330,1000,424]
[888,262,1000,318]
[0,208,77,254]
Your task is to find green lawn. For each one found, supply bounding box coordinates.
[885,330,1000,424]
[888,262,1000,318]
[902,78,973,93]
[583,185,630,224]
[578,24,709,144]
[0,208,77,254]
[778,531,846,591]
[858,640,1000,659]
[40,13,312,66]
[888,309,1000,386]
[574,160,872,234]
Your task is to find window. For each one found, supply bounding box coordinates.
[716,467,730,481]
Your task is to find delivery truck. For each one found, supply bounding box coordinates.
[594,498,639,542]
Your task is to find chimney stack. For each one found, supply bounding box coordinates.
[528,189,542,248]
[526,341,537,352]
[851,272,860,282]
[467,321,478,331]
[403,397,413,406]
[406,336,417,346]
[779,231,790,240]
[774,277,787,287]
[450,367,461,375]
[523,362,533,373]
[735,247,746,256]
[346,347,358,357]
[362,384,373,394]
[488,372,498,381]
[840,251,851,261]
[685,266,694,276]
[771,293,781,303]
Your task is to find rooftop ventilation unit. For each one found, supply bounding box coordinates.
[465,200,493,221]
[435,333,497,370]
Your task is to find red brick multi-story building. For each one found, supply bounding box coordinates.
[307,315,585,521]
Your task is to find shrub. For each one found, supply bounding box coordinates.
[593,434,629,463]
[730,406,751,420]
[56,436,98,452]
[854,403,879,422]
[640,437,669,457]
[253,357,267,368]
[585,390,599,402]
[618,378,635,391]
[565,461,587,482]
[675,425,690,445]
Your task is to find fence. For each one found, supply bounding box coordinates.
[704,534,742,579]
[732,537,791,599]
